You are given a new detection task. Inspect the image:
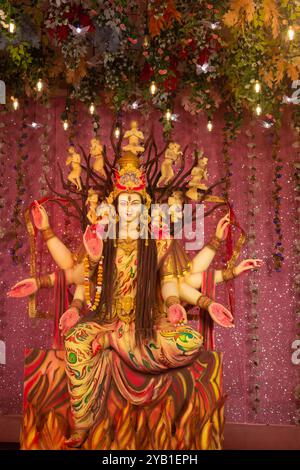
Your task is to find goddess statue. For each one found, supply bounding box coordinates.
[8,149,262,449]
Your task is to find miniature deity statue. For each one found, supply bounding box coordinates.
[157,142,183,187]
[186,150,209,201]
[85,188,99,225]
[66,146,82,191]
[122,120,145,155]
[90,138,106,179]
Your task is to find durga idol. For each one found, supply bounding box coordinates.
[8,150,263,449]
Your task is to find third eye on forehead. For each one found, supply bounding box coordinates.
[119,196,141,203]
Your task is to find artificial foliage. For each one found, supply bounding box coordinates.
[0,0,299,129]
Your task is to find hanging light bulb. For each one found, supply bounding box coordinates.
[63,120,69,131]
[150,81,157,95]
[207,120,213,132]
[254,81,261,93]
[36,79,43,93]
[9,21,15,34]
[143,34,150,48]
[89,103,95,115]
[11,97,19,110]
[287,26,295,41]
[165,109,172,121]
[255,104,262,116]
[114,125,121,139]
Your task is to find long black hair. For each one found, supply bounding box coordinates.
[88,196,158,346]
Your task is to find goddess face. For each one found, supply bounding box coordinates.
[117,192,142,224]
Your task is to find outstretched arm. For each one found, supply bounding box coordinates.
[214,258,264,284]
[161,278,188,326]
[178,280,234,328]
[189,212,230,275]
[32,201,74,269]
[59,284,85,336]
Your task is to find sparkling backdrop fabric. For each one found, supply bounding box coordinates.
[0,98,298,425]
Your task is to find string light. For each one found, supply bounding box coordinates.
[165,109,172,121]
[63,120,69,131]
[8,21,15,34]
[255,104,262,116]
[89,103,95,115]
[254,81,261,93]
[207,120,213,132]
[11,97,19,111]
[114,125,121,139]
[150,81,157,95]
[143,34,150,48]
[287,26,295,41]
[36,79,43,93]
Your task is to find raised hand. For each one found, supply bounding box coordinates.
[31,200,49,231]
[168,304,187,327]
[215,212,231,241]
[7,278,38,298]
[83,224,103,261]
[208,302,234,328]
[59,308,80,336]
[235,258,263,276]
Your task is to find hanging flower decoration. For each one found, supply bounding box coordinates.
[0,0,298,120]
[271,123,284,272]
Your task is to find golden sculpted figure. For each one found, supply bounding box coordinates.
[186,149,209,201]
[157,142,183,187]
[90,138,106,179]
[66,146,82,191]
[122,120,145,155]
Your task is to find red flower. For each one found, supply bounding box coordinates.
[207,35,222,52]
[178,48,188,59]
[197,47,210,65]
[140,62,154,82]
[186,38,197,51]
[163,75,178,92]
[58,25,69,41]
[79,13,92,27]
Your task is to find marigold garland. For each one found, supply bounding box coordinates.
[84,254,103,311]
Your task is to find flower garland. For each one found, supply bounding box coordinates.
[245,122,261,415]
[292,108,300,425]
[84,254,103,311]
[11,103,29,264]
[271,122,284,271]
[221,107,243,200]
[38,102,52,197]
[0,107,8,241]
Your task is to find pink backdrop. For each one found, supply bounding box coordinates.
[0,98,298,425]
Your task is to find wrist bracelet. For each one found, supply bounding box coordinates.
[41,226,55,242]
[89,257,99,269]
[165,296,180,308]
[70,299,84,312]
[197,294,213,310]
[206,235,222,252]
[222,266,236,282]
[35,274,53,289]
